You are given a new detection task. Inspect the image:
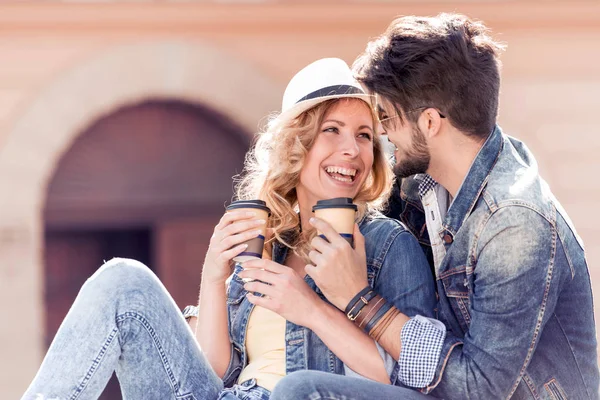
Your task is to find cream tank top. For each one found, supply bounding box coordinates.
[236,304,287,391]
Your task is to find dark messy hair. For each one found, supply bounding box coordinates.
[354,13,505,138]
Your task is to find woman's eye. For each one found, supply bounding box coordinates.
[358,132,373,141]
[323,126,339,133]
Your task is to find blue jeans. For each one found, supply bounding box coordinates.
[22,258,270,400]
[270,370,433,400]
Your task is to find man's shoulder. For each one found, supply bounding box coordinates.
[481,134,555,220]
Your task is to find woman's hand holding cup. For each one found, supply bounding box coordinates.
[202,210,266,286]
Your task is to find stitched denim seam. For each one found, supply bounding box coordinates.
[437,265,468,280]
[328,347,336,373]
[507,209,557,398]
[470,202,557,267]
[457,298,471,325]
[69,327,119,400]
[469,201,494,266]
[556,228,575,279]
[449,173,492,237]
[554,314,590,399]
[495,200,556,226]
[521,372,541,400]
[482,190,496,212]
[115,311,182,396]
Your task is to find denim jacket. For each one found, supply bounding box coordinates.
[222,212,436,388]
[403,126,599,399]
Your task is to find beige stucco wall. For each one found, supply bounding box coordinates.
[1,2,598,397]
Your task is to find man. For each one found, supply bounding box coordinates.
[270,13,599,399]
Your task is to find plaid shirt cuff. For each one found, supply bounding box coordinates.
[398,315,446,388]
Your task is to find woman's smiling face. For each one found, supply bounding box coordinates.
[296,98,375,208]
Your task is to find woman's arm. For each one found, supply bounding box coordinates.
[195,278,230,378]
[194,210,267,378]
[309,301,391,383]
[238,259,390,384]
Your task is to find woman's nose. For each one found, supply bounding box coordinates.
[342,136,359,157]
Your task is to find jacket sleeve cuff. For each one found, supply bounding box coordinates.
[398,315,446,388]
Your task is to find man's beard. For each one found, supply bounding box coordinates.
[393,126,431,179]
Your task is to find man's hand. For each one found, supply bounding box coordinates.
[305,218,369,310]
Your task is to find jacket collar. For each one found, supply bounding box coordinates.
[443,125,504,237]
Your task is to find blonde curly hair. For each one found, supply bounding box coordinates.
[235,98,393,261]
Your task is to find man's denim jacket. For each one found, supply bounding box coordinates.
[403,126,599,399]
[221,212,436,388]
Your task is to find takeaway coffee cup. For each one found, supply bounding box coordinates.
[226,200,271,263]
[312,197,358,247]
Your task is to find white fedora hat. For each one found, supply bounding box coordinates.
[271,58,373,127]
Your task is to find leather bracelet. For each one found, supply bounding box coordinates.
[369,307,395,338]
[364,300,393,334]
[346,290,377,321]
[344,286,373,314]
[356,295,384,329]
[370,308,400,341]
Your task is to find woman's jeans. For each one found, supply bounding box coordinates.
[22,258,269,400]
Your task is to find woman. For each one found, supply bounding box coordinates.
[23,58,435,400]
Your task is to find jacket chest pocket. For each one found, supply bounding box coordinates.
[440,266,472,332]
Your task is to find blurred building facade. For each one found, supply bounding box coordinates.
[0,1,599,397]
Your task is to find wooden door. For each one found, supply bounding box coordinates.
[154,217,220,308]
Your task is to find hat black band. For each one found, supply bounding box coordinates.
[296,85,365,104]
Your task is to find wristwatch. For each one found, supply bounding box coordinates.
[182,305,199,321]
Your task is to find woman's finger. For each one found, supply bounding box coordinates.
[238,268,276,284]
[219,228,263,252]
[307,249,325,266]
[310,234,331,253]
[309,217,349,247]
[243,280,277,298]
[215,210,256,230]
[245,293,278,312]
[219,218,266,239]
[218,243,249,264]
[243,258,288,274]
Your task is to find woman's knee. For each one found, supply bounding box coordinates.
[85,257,159,294]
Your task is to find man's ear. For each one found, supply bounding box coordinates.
[418,108,443,139]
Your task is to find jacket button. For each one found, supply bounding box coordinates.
[443,234,453,244]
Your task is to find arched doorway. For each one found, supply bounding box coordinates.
[0,40,279,397]
[43,99,250,398]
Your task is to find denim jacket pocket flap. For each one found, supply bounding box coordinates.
[227,274,247,305]
[440,266,469,298]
